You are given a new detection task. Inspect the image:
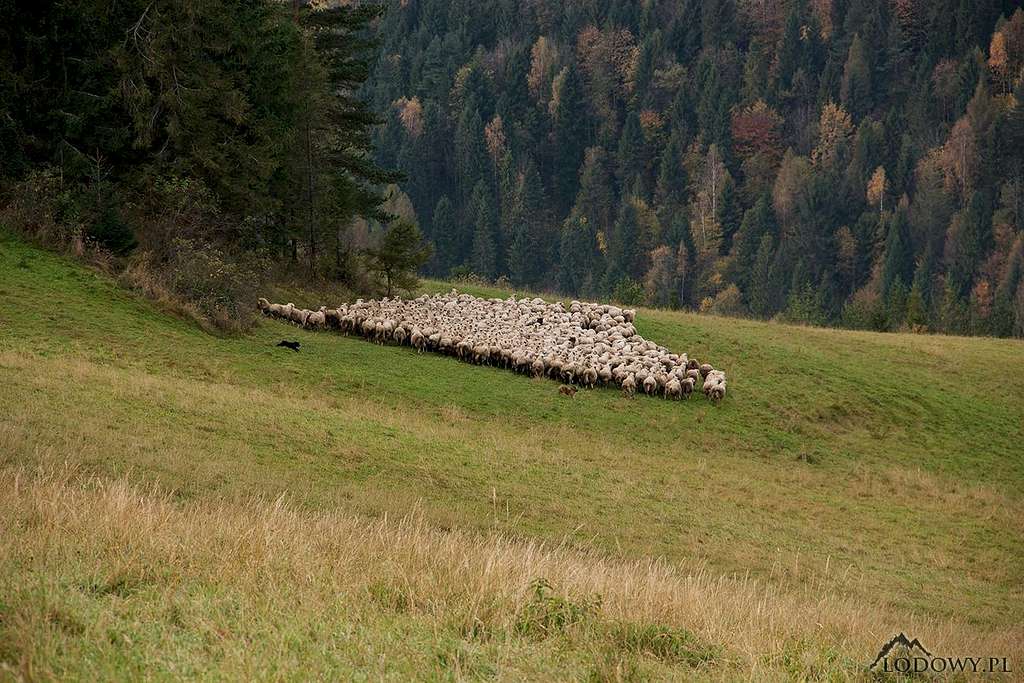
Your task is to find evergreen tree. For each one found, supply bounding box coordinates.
[880,206,913,299]
[840,34,872,120]
[364,219,432,296]
[468,181,497,278]
[430,195,458,275]
[729,196,774,291]
[605,198,649,288]
[550,65,589,214]
[748,233,776,318]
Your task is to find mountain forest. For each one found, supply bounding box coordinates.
[365,0,1024,337]
[3,0,1024,338]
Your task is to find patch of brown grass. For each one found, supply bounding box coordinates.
[0,466,1018,679]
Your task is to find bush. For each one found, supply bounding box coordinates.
[121,239,265,333]
[842,287,887,331]
[514,578,601,639]
[610,278,645,306]
[609,622,718,667]
[707,284,745,317]
[781,284,827,326]
[448,266,488,286]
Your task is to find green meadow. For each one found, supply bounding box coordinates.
[1,232,1021,680]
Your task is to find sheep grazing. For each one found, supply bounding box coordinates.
[305,308,326,329]
[702,370,727,403]
[665,377,682,400]
[325,308,342,329]
[257,290,727,402]
[393,326,407,346]
[410,327,425,351]
[558,384,577,398]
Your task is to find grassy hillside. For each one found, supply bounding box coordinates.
[1,232,1022,679]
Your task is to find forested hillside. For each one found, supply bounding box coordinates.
[1,1,411,329]
[365,0,1024,337]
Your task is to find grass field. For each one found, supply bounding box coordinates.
[1,231,1022,679]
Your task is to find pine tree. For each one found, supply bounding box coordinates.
[880,206,913,299]
[550,64,588,214]
[840,34,872,120]
[606,200,641,287]
[430,195,458,275]
[363,219,432,296]
[508,158,549,285]
[468,181,497,278]
[454,104,487,209]
[729,196,773,291]
[616,111,646,194]
[749,233,775,318]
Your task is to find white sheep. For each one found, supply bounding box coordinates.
[257,291,727,403]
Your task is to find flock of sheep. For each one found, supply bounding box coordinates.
[258,292,728,403]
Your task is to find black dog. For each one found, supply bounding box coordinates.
[277,340,300,352]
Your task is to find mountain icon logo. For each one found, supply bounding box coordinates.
[870,633,933,670]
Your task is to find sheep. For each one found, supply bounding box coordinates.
[703,370,726,397]
[257,290,727,403]
[393,325,407,346]
[305,308,326,329]
[325,308,342,328]
[410,327,426,352]
[665,377,682,400]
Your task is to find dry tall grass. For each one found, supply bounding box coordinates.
[1,466,1018,680]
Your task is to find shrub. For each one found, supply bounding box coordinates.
[842,287,887,331]
[514,578,602,639]
[121,239,265,333]
[611,277,645,306]
[609,621,718,667]
[708,284,745,317]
